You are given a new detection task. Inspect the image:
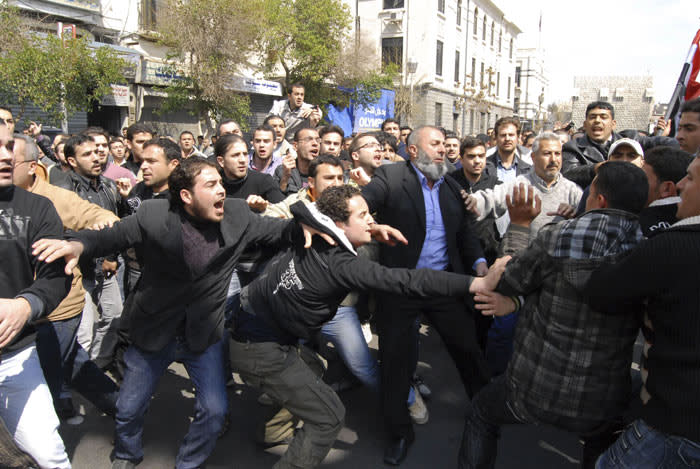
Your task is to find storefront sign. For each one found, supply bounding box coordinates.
[101,84,130,107]
[45,0,100,12]
[227,77,282,96]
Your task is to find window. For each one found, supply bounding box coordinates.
[469,109,474,134]
[471,58,476,86]
[140,0,162,30]
[490,21,494,46]
[383,0,404,8]
[473,8,478,35]
[499,30,502,53]
[454,50,460,83]
[482,16,487,41]
[382,37,403,70]
[496,72,500,97]
[480,62,484,88]
[438,0,445,14]
[435,103,443,127]
[457,0,462,25]
[515,66,521,87]
[436,40,443,76]
[453,113,459,132]
[507,76,511,100]
[509,38,513,59]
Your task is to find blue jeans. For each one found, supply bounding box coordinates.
[596,419,700,468]
[115,337,228,469]
[321,305,380,393]
[35,314,118,416]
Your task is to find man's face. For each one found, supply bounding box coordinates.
[267,117,286,144]
[383,143,396,161]
[56,143,67,165]
[400,128,411,144]
[180,133,195,153]
[496,123,519,155]
[383,122,400,140]
[352,136,382,175]
[676,157,700,220]
[308,163,344,198]
[68,141,101,178]
[642,162,662,206]
[289,86,305,108]
[320,132,343,157]
[532,139,562,184]
[127,131,153,162]
[609,144,643,167]
[0,109,15,134]
[141,145,178,190]
[253,130,275,161]
[336,195,375,248]
[677,112,700,155]
[92,134,109,165]
[219,122,242,136]
[584,107,616,143]
[445,137,460,163]
[411,128,449,181]
[218,141,249,180]
[109,140,126,161]
[0,127,14,187]
[11,139,35,190]
[460,145,486,179]
[294,129,320,162]
[182,166,226,223]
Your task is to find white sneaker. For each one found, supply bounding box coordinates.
[408,386,429,424]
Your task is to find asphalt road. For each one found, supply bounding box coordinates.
[60,323,582,468]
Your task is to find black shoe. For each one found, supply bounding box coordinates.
[384,437,411,466]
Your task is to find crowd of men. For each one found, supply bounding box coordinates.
[1,85,700,469]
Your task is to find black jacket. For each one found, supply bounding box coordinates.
[239,201,473,342]
[361,161,484,273]
[223,170,285,206]
[486,152,532,176]
[562,133,679,188]
[0,186,70,352]
[70,198,297,353]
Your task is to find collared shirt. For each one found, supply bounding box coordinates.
[249,154,282,176]
[411,163,449,271]
[495,152,520,185]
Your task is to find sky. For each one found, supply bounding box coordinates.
[494,0,700,105]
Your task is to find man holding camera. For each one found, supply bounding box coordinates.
[268,83,323,143]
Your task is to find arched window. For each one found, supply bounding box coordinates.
[473,8,478,35]
[482,15,487,40]
[490,21,495,46]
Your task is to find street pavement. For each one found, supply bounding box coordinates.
[61,323,582,468]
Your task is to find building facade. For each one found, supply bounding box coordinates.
[515,46,549,131]
[346,0,521,136]
[571,76,655,132]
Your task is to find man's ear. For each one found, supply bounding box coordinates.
[67,156,77,170]
[596,193,608,209]
[659,180,677,199]
[216,156,224,169]
[180,188,193,206]
[169,159,180,170]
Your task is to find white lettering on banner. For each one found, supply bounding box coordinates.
[358,117,385,129]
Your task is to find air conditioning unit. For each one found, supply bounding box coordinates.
[599,87,609,99]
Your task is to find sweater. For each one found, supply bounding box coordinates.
[586,219,700,442]
[222,171,285,207]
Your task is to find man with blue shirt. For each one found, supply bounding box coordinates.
[362,125,490,465]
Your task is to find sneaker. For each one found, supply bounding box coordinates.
[408,386,429,424]
[112,459,136,469]
[412,374,432,399]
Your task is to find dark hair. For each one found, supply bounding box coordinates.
[319,125,344,139]
[288,83,304,94]
[168,158,218,210]
[253,123,275,138]
[644,146,693,185]
[593,161,648,214]
[317,185,361,222]
[444,131,459,141]
[376,132,398,152]
[293,127,317,142]
[0,106,12,115]
[349,132,377,154]
[64,134,94,160]
[475,133,490,145]
[460,136,486,156]
[263,115,285,127]
[179,130,195,140]
[214,133,248,157]
[493,116,521,136]
[400,125,412,132]
[308,154,342,178]
[126,123,154,141]
[524,134,536,144]
[82,126,109,141]
[381,118,400,130]
[680,97,700,116]
[585,101,615,120]
[217,119,240,136]
[143,137,182,163]
[109,136,124,146]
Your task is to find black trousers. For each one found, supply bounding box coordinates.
[377,294,491,441]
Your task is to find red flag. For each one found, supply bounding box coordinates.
[684,29,700,101]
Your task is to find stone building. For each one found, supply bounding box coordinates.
[571,76,655,132]
[344,0,521,136]
[515,46,549,131]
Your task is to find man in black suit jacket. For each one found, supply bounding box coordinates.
[362,126,491,465]
[34,158,302,469]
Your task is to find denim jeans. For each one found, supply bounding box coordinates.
[0,345,71,468]
[88,274,124,368]
[485,311,519,377]
[35,313,118,416]
[321,305,380,393]
[115,337,228,469]
[596,419,700,468]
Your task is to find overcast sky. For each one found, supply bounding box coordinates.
[495,0,700,105]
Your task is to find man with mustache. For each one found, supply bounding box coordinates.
[361,125,489,465]
[465,132,583,241]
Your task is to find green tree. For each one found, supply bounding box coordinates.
[0,6,127,127]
